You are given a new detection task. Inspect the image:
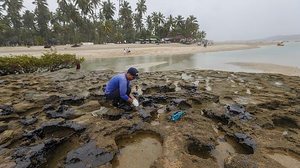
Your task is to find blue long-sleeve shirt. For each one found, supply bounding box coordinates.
[105,73,130,101]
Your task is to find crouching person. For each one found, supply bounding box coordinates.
[105,67,139,111]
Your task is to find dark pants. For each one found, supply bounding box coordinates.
[105,87,131,106]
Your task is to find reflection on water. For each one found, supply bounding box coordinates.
[82,42,300,73]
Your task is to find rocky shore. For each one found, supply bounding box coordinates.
[0,69,299,168]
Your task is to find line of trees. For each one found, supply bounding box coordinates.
[0,0,206,46]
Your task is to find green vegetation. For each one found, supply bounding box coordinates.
[0,53,84,76]
[0,0,206,45]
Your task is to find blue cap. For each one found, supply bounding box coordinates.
[127,67,139,79]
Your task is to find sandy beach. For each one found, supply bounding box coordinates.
[0,43,260,59]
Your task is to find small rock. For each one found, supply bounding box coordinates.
[13,102,35,113]
[140,97,154,107]
[0,161,16,168]
[13,139,63,168]
[61,96,85,106]
[65,141,114,168]
[43,104,56,111]
[0,80,6,84]
[20,116,38,126]
[227,104,245,114]
[138,108,152,122]
[0,130,14,145]
[45,105,83,119]
[226,104,252,121]
[282,131,288,136]
[225,154,258,168]
[234,133,256,153]
[101,108,124,121]
[0,105,15,115]
[24,120,85,139]
[0,122,8,133]
[78,101,99,111]
[0,114,19,122]
[151,121,160,126]
[44,95,61,105]
[91,107,109,117]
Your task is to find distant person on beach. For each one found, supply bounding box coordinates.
[105,67,139,111]
[75,60,81,70]
[127,47,131,53]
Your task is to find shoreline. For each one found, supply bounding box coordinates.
[228,62,300,76]
[0,43,265,59]
[2,42,298,77]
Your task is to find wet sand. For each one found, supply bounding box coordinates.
[0,43,261,59]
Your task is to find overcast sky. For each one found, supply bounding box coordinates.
[23,0,300,41]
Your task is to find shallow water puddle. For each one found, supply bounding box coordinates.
[44,135,81,168]
[112,133,163,168]
[211,136,253,168]
[267,153,300,168]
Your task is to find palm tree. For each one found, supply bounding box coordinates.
[119,1,134,42]
[56,0,81,44]
[161,14,174,38]
[101,0,116,21]
[199,30,206,40]
[152,12,164,37]
[134,0,146,32]
[1,0,23,45]
[157,12,165,25]
[2,0,23,29]
[166,15,175,31]
[175,15,184,28]
[56,0,68,25]
[90,0,101,21]
[136,0,147,15]
[73,0,93,16]
[100,0,116,43]
[146,15,153,33]
[33,0,51,42]
[0,0,205,45]
[119,1,132,27]
[174,15,184,36]
[184,15,199,38]
[22,10,36,44]
[22,10,35,30]
[0,2,3,18]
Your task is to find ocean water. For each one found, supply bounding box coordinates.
[82,42,300,73]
